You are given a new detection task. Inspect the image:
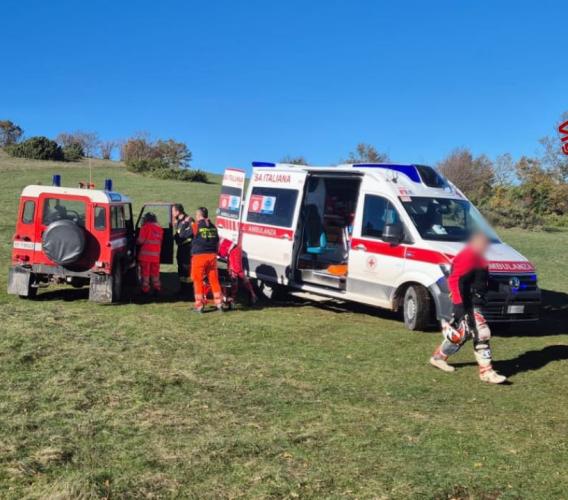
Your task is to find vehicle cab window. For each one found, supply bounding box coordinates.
[94,206,107,230]
[361,195,401,239]
[21,200,35,224]
[42,198,86,226]
[111,205,126,231]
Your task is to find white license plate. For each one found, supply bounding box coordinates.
[507,305,525,314]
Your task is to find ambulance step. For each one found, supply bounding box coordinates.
[289,290,335,303]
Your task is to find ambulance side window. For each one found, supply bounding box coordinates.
[110,205,126,231]
[94,207,107,230]
[246,187,298,228]
[22,201,35,224]
[361,195,401,239]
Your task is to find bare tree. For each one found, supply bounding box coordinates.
[56,131,99,157]
[0,120,24,147]
[344,143,389,163]
[493,153,517,186]
[437,148,494,202]
[281,155,308,165]
[99,140,118,160]
[154,139,192,168]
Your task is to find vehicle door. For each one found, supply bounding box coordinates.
[347,191,408,303]
[13,197,39,263]
[136,203,174,264]
[36,193,90,266]
[241,170,308,284]
[216,168,246,244]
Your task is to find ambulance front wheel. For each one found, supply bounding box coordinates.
[403,284,432,331]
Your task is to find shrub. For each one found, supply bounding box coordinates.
[126,158,208,183]
[6,136,63,161]
[126,158,165,173]
[63,143,84,161]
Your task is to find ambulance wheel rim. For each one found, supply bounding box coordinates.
[406,296,416,320]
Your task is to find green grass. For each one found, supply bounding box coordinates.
[0,152,567,499]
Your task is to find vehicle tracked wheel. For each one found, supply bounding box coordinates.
[403,284,432,331]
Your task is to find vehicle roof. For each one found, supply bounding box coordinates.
[250,162,467,200]
[21,185,131,203]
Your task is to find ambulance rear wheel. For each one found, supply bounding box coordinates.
[403,284,431,331]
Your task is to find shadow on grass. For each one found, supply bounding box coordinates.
[453,345,568,378]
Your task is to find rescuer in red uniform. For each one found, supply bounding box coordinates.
[430,231,507,384]
[191,207,223,313]
[219,238,257,308]
[137,212,164,296]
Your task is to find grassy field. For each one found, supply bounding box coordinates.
[0,153,567,499]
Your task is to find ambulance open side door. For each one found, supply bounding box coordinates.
[216,168,246,244]
[240,169,308,285]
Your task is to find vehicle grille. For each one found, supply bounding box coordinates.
[488,273,538,292]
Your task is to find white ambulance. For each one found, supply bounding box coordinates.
[216,163,541,330]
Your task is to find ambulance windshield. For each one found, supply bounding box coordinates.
[401,197,500,243]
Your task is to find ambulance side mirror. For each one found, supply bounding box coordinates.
[383,223,403,246]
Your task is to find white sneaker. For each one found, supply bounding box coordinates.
[429,356,456,373]
[479,369,507,384]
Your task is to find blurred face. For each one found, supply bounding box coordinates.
[470,232,490,255]
[172,206,180,219]
[195,209,203,221]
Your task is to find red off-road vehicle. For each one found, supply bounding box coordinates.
[8,176,175,303]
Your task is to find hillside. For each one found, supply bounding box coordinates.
[0,154,567,498]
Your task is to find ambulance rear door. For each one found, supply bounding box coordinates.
[216,168,246,243]
[241,169,308,285]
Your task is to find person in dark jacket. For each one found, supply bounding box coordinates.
[191,207,223,313]
[172,204,194,296]
[430,231,507,384]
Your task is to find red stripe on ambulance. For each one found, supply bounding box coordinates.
[241,222,294,240]
[351,238,451,264]
[216,216,240,232]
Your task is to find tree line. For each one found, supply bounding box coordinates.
[0,121,208,183]
[281,112,568,229]
[3,114,568,226]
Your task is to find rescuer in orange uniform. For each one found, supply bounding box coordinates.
[191,207,223,312]
[137,212,164,296]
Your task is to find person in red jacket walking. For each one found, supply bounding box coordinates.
[219,238,257,308]
[137,212,163,296]
[430,231,507,384]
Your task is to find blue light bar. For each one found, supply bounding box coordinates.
[104,178,113,191]
[353,164,421,183]
[52,174,61,187]
[252,161,276,168]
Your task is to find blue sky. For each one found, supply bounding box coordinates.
[1,0,566,173]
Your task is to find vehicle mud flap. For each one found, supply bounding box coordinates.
[7,267,32,296]
[89,273,112,303]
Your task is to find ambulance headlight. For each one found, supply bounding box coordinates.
[439,264,451,277]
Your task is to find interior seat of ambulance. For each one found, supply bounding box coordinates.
[297,177,359,282]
